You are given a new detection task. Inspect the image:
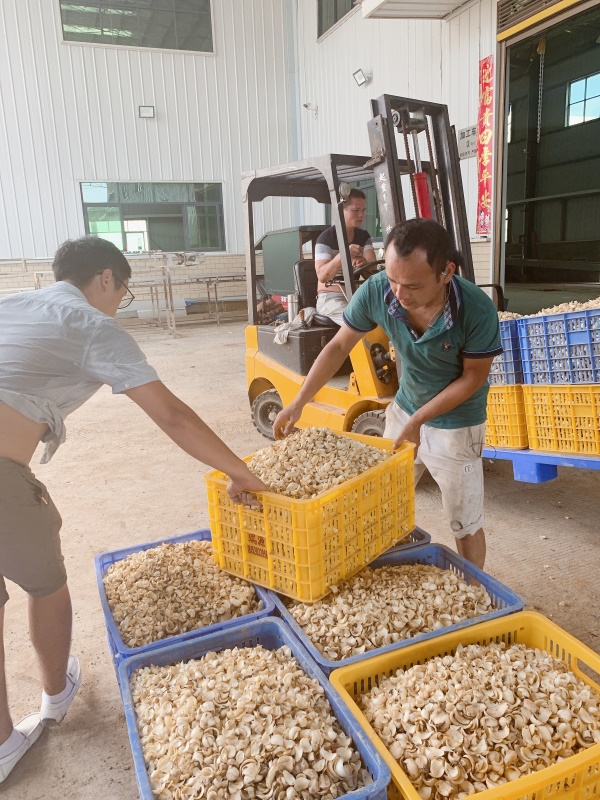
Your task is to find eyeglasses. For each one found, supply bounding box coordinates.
[115,275,135,309]
[97,270,135,309]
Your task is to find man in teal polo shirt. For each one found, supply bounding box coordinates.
[273,219,501,569]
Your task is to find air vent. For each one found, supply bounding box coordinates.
[497,0,579,34]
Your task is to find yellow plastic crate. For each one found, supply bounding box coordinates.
[205,434,415,603]
[330,611,600,800]
[523,384,600,454]
[485,384,528,449]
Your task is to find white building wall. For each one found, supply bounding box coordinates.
[0,0,298,258]
[0,0,497,274]
[295,0,496,280]
[443,0,497,280]
[297,5,444,159]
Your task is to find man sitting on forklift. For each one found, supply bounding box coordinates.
[274,219,501,570]
[314,189,376,325]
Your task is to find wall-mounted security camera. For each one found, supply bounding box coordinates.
[302,102,318,120]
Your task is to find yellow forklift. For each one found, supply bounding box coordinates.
[242,95,503,439]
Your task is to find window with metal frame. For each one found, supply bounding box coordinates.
[318,0,355,37]
[497,0,561,35]
[566,71,600,126]
[81,182,226,252]
[59,1,213,53]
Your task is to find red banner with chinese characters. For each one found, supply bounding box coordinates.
[476,55,494,235]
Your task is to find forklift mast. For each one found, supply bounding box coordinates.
[367,95,476,283]
[242,95,486,326]
[242,95,503,439]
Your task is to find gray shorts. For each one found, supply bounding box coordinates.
[0,458,66,607]
[385,402,486,538]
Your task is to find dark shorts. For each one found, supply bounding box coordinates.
[0,458,66,607]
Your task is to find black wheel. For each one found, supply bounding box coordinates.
[351,410,386,437]
[251,390,283,439]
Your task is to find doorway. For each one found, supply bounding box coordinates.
[501,4,600,313]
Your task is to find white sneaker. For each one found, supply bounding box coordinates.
[0,713,44,783]
[40,655,82,727]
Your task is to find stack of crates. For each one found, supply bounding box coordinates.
[486,308,600,455]
[517,308,600,454]
[97,532,526,799]
[93,435,421,798]
[486,320,528,449]
[94,429,533,799]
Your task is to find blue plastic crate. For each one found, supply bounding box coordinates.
[117,617,390,800]
[383,525,431,553]
[105,629,119,677]
[94,529,274,665]
[270,543,525,675]
[489,319,524,385]
[518,308,600,384]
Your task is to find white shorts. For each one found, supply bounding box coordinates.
[385,401,486,539]
[316,292,347,325]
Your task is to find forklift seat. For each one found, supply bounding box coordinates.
[257,259,351,376]
[293,260,319,309]
[293,260,338,328]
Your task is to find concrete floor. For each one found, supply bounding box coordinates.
[5,321,600,800]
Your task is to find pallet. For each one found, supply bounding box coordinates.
[483,446,600,483]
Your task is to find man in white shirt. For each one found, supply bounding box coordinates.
[0,236,265,782]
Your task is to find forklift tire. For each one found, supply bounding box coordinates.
[351,410,386,437]
[251,390,283,440]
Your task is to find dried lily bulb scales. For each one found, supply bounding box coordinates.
[103,540,261,648]
[360,641,600,800]
[132,644,371,800]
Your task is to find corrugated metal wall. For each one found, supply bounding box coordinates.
[0,0,297,258]
[0,0,497,264]
[296,0,496,257]
[297,6,444,158]
[443,0,497,242]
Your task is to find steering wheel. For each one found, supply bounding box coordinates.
[353,258,386,280]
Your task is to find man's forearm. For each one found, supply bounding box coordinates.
[316,254,342,283]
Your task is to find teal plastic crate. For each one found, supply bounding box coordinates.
[518,308,600,384]
[95,529,274,670]
[118,618,390,800]
[489,319,524,385]
[270,543,525,675]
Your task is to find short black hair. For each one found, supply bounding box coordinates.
[52,236,131,288]
[342,188,366,208]
[385,219,458,278]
